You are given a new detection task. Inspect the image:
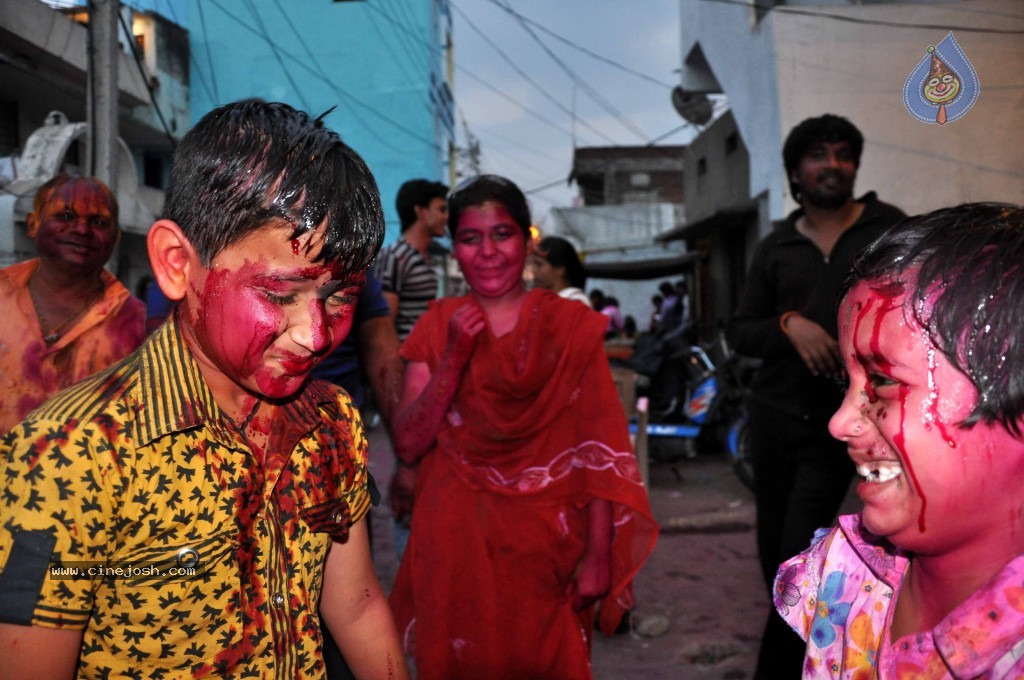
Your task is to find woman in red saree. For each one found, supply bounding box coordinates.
[388,175,657,679]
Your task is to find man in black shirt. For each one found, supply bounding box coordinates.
[727,114,906,678]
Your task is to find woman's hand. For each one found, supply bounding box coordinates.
[445,303,487,368]
[566,551,611,612]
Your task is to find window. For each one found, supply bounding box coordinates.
[630,172,651,188]
[697,157,707,176]
[726,133,738,155]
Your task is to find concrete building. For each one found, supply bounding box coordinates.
[170,0,454,244]
[658,111,754,338]
[670,0,1024,332]
[0,0,188,293]
[677,0,1024,237]
[549,145,691,326]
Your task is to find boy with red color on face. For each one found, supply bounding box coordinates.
[774,203,1024,678]
[0,101,409,679]
[0,174,145,434]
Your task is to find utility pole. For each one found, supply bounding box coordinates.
[87,0,120,192]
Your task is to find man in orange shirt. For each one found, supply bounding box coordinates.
[0,174,145,433]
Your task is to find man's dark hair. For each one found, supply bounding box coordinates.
[843,203,1024,437]
[163,100,383,277]
[35,174,119,225]
[395,179,449,232]
[782,114,864,201]
[537,236,587,289]
[447,174,531,238]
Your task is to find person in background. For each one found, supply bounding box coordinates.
[389,174,656,678]
[648,293,663,333]
[776,203,1024,677]
[374,178,448,342]
[311,266,405,680]
[727,113,907,678]
[0,174,145,434]
[527,235,590,306]
[0,100,408,679]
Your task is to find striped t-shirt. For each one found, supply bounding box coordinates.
[374,238,438,340]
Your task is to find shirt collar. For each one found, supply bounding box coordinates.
[933,553,1024,674]
[134,314,341,449]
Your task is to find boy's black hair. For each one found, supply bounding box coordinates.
[782,114,864,202]
[844,203,1024,436]
[537,236,587,289]
[395,179,449,232]
[163,100,383,277]
[447,174,531,238]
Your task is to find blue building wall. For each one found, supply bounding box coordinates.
[134,0,452,244]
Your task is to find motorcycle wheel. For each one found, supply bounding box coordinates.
[727,415,756,492]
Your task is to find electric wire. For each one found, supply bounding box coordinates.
[239,0,312,112]
[487,0,652,143]
[195,0,222,102]
[450,3,620,146]
[481,0,675,90]
[694,0,1024,34]
[203,0,439,151]
[267,0,409,154]
[116,10,177,149]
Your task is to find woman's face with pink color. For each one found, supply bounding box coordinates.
[829,280,1024,554]
[184,223,361,400]
[453,201,528,300]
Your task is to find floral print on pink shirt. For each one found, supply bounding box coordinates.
[775,514,1024,679]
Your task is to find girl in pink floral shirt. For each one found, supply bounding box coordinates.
[774,203,1024,678]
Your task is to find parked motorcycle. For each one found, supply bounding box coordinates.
[623,332,757,491]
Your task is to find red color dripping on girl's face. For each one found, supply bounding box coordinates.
[829,280,1023,556]
[30,179,118,275]
[184,223,361,405]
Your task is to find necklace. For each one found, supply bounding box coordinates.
[29,282,103,345]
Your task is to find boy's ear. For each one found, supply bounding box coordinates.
[147,219,199,302]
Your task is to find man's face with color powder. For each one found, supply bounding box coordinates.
[29,178,118,276]
[829,279,1024,555]
[183,222,361,400]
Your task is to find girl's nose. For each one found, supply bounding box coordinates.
[829,386,868,442]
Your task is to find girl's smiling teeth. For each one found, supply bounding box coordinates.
[856,460,903,483]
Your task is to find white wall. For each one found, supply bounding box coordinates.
[773,0,1024,217]
[680,0,1024,228]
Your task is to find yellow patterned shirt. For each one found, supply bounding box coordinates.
[0,316,371,678]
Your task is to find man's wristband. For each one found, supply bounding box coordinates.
[779,311,799,334]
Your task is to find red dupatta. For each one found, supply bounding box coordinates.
[401,289,657,633]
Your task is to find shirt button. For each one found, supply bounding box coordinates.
[272,593,285,608]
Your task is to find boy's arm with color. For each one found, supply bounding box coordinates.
[319,519,409,679]
[0,625,81,679]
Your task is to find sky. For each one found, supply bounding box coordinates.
[448,0,690,230]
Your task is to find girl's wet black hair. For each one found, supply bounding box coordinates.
[163,100,384,278]
[536,236,587,290]
[447,174,531,238]
[843,202,1024,436]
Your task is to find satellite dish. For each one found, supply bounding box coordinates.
[671,86,713,126]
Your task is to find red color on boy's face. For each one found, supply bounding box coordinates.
[32,179,118,274]
[185,224,361,401]
[453,202,528,299]
[829,281,1024,554]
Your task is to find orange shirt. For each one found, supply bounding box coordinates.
[0,258,145,433]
